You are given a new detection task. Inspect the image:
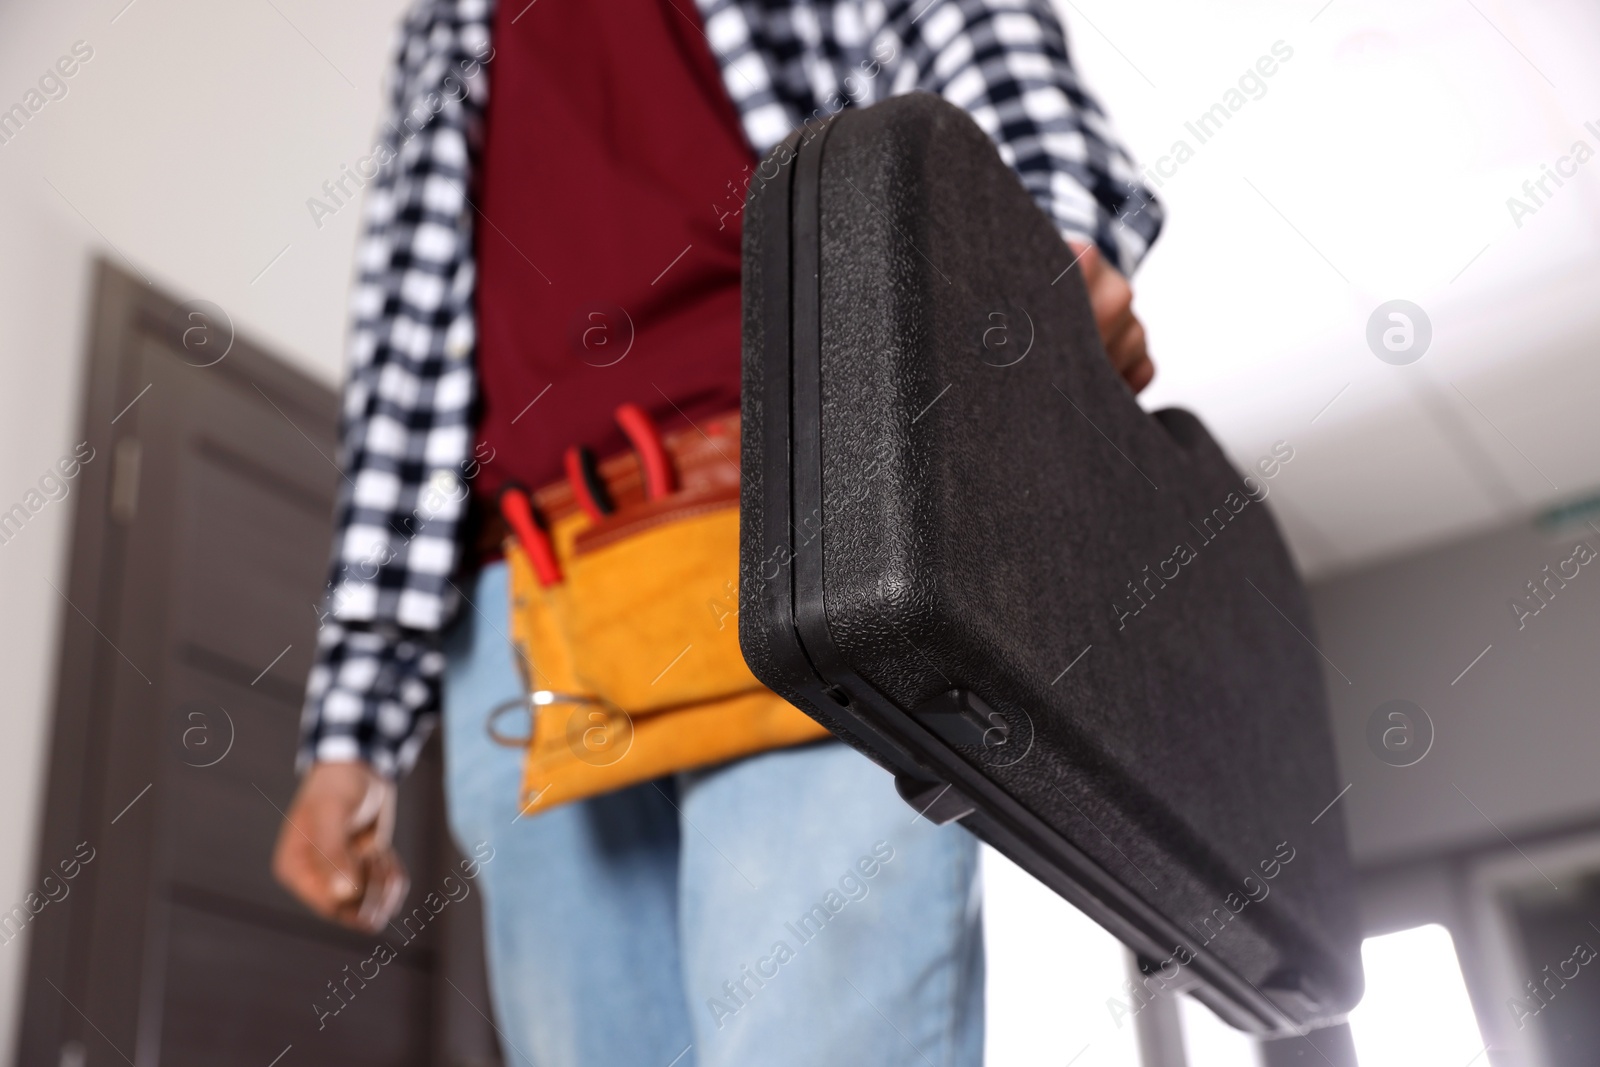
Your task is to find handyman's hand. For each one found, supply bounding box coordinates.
[1068,240,1153,394]
[272,761,408,933]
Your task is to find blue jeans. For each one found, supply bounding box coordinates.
[441,562,984,1067]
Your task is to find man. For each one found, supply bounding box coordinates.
[274,0,1160,1062]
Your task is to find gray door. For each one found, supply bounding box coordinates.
[17,261,502,1067]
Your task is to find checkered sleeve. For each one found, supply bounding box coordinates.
[887,0,1162,275]
[299,620,449,777]
[298,0,492,777]
[693,0,1161,276]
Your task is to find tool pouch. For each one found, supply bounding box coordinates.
[498,410,829,815]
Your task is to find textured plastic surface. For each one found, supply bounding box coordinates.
[739,93,1362,1035]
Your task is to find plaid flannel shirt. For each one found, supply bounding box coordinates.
[301,0,1164,776]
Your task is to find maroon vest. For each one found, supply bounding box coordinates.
[472,0,755,501]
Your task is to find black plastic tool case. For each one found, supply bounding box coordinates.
[738,93,1362,1035]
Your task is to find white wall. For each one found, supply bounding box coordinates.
[1312,508,1600,867]
[0,0,410,1053]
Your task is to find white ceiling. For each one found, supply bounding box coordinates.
[1060,0,1600,577]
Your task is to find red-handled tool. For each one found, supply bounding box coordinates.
[498,485,562,587]
[564,445,615,521]
[615,403,675,501]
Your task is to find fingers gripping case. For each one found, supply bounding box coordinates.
[738,93,1362,1036]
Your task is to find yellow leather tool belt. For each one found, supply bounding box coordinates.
[492,408,829,816]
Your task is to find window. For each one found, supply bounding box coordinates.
[1347,924,1487,1066]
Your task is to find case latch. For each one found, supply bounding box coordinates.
[893,775,977,825]
[913,688,1007,749]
